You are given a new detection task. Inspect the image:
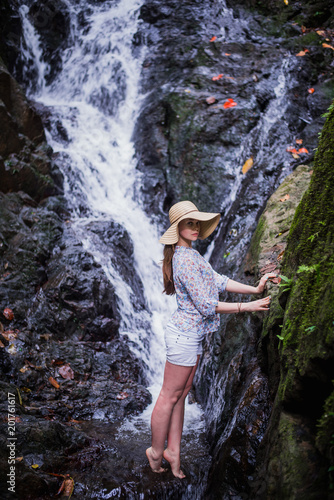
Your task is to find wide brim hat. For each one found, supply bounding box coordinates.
[159,200,221,245]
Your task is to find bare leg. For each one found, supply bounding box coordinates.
[163,356,199,478]
[146,361,194,474]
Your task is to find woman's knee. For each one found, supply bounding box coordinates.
[160,388,184,406]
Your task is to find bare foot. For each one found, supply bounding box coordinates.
[146,447,166,473]
[163,448,186,479]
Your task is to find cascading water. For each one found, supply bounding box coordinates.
[18,0,205,438]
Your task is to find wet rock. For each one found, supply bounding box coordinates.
[134,0,333,254]
[0,62,45,151]
[28,0,71,85]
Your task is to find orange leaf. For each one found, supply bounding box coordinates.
[224,53,231,56]
[298,147,309,154]
[316,30,326,37]
[286,147,298,154]
[277,250,285,261]
[3,308,14,321]
[322,43,334,50]
[210,36,217,42]
[242,157,253,174]
[212,74,223,81]
[308,88,315,94]
[295,139,303,145]
[279,194,290,202]
[49,377,60,389]
[296,50,308,56]
[223,98,237,109]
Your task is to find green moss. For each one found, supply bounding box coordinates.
[278,103,334,380]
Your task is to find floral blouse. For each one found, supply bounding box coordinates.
[169,245,229,335]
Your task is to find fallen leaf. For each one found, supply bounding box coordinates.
[298,147,309,154]
[117,391,129,400]
[59,475,75,497]
[284,0,288,4]
[20,365,29,373]
[31,464,39,469]
[1,330,17,341]
[0,322,3,333]
[224,53,231,56]
[210,36,217,42]
[223,98,237,109]
[8,343,17,354]
[212,74,223,81]
[49,376,60,389]
[3,308,14,321]
[301,26,307,33]
[242,157,253,174]
[184,89,191,93]
[206,96,216,105]
[0,340,5,348]
[292,153,300,159]
[295,139,303,144]
[316,30,326,37]
[296,50,309,56]
[58,364,74,380]
[279,194,290,202]
[277,250,285,261]
[16,457,24,462]
[260,263,277,274]
[308,88,315,94]
[322,43,334,50]
[286,147,298,154]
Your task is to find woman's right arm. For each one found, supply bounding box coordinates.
[215,295,271,314]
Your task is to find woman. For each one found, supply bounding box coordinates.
[146,201,275,478]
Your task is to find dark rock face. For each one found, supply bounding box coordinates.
[134,0,334,244]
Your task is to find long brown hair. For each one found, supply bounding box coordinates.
[162,244,176,295]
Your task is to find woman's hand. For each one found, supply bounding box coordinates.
[255,273,277,294]
[241,296,271,312]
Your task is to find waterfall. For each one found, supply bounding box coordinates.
[18,0,204,429]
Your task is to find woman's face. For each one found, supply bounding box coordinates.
[177,218,200,246]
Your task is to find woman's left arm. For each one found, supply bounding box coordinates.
[226,273,277,295]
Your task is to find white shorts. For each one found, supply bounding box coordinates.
[164,322,204,367]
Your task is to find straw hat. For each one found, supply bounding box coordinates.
[159,201,220,245]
